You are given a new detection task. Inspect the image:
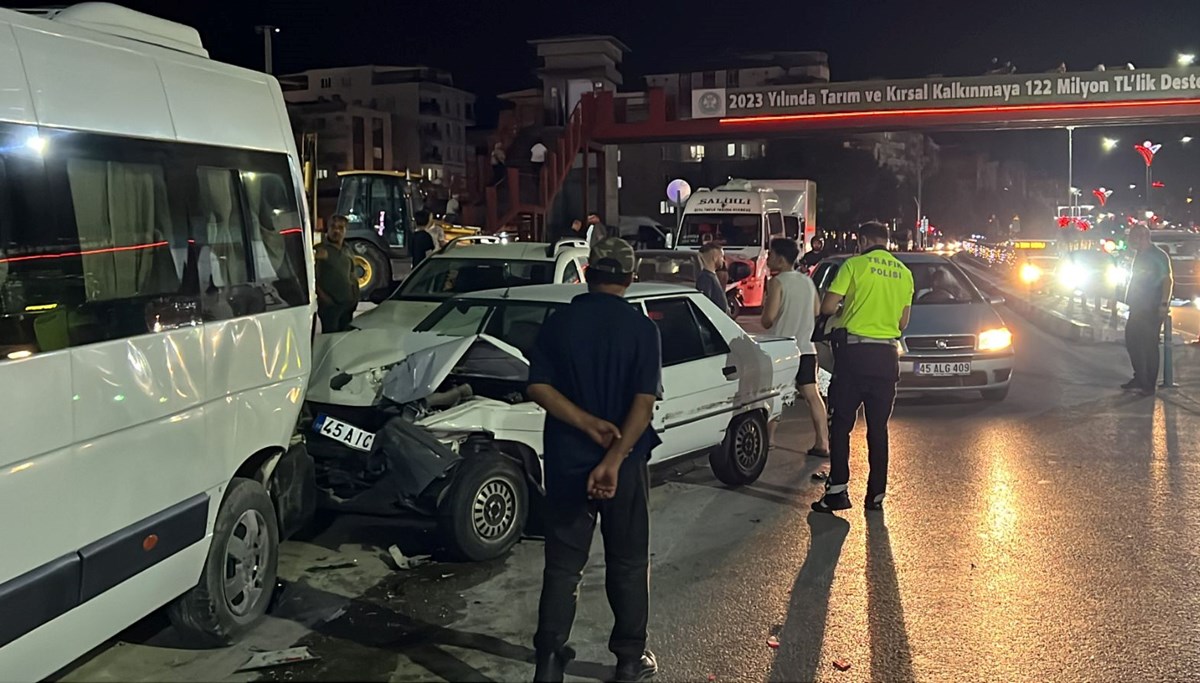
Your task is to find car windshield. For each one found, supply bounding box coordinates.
[678,214,762,247]
[635,254,699,284]
[415,300,559,358]
[393,258,554,301]
[910,263,981,304]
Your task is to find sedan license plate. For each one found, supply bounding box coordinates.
[315,414,375,452]
[916,361,971,377]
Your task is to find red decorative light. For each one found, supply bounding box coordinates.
[1057,216,1073,228]
[719,98,1200,127]
[1076,219,1092,231]
[1153,181,1165,188]
[1134,140,1162,167]
[1093,187,1113,206]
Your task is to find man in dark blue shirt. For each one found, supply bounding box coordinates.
[527,237,662,683]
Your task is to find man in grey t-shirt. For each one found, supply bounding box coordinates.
[696,243,729,315]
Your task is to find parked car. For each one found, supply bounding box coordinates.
[302,283,800,561]
[812,253,1014,401]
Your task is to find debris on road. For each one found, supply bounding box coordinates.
[767,635,780,649]
[387,545,430,570]
[833,659,852,672]
[236,647,318,672]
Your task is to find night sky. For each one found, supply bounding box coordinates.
[12,0,1200,207]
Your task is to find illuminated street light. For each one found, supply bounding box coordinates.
[1130,183,1139,189]
[1179,53,1196,67]
[1102,137,1119,151]
[1183,136,1194,144]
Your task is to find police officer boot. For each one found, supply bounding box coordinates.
[533,646,575,683]
[812,484,852,513]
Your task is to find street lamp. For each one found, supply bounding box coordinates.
[1102,137,1119,152]
[1134,140,1162,209]
[255,25,281,74]
[1183,136,1194,144]
[1179,53,1196,67]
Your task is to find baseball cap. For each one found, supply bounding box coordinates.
[588,237,636,275]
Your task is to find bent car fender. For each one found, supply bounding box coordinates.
[371,418,463,509]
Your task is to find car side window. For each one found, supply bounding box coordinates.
[645,297,728,366]
[562,260,581,284]
[812,262,839,290]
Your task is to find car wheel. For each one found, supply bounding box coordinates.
[981,386,1010,401]
[710,411,769,486]
[350,242,391,301]
[168,478,279,647]
[438,454,528,561]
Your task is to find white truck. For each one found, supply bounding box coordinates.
[676,179,817,310]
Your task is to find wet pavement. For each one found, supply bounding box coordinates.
[55,300,1200,682]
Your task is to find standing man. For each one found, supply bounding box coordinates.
[586,212,609,246]
[568,218,586,242]
[410,210,436,266]
[530,139,549,174]
[799,236,828,272]
[1123,225,1173,395]
[314,215,359,333]
[813,222,912,513]
[527,237,662,683]
[444,193,460,224]
[762,238,829,457]
[491,142,507,184]
[696,243,729,314]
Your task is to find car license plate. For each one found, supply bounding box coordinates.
[916,362,971,377]
[315,414,375,452]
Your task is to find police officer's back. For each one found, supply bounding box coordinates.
[813,222,912,514]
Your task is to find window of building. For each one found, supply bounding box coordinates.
[317,169,329,180]
[727,143,737,157]
[319,77,332,89]
[701,71,717,89]
[617,175,622,189]
[352,117,365,169]
[372,118,385,170]
[685,144,705,162]
[727,69,740,88]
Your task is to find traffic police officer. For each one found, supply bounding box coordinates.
[813,221,913,513]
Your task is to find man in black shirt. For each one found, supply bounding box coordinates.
[528,237,662,683]
[410,210,435,266]
[798,236,828,271]
[1123,226,1174,395]
[696,242,728,314]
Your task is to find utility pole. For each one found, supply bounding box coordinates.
[255,25,279,74]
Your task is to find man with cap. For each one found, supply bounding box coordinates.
[527,237,662,683]
[813,221,913,514]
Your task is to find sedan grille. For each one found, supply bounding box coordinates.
[905,335,976,352]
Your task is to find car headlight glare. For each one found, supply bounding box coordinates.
[1107,265,1129,287]
[1019,263,1042,284]
[1057,263,1087,289]
[978,327,1013,352]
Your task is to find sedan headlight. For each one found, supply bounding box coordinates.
[978,327,1013,352]
[1019,263,1042,284]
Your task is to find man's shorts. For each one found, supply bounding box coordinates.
[796,354,818,386]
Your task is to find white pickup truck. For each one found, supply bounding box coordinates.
[302,283,800,561]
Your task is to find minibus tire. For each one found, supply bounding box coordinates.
[168,478,280,646]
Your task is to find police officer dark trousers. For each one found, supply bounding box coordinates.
[812,223,913,513]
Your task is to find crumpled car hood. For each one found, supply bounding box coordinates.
[308,329,528,408]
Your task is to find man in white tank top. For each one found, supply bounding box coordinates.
[761,238,829,457]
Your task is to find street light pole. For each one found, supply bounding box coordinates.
[255,25,279,74]
[1067,126,1075,221]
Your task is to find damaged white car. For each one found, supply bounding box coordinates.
[302,283,801,561]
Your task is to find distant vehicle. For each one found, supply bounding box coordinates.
[1146,230,1200,299]
[676,179,816,310]
[618,215,673,249]
[332,171,482,300]
[302,284,799,561]
[633,249,745,316]
[812,253,1014,401]
[0,5,314,680]
[1055,249,1121,300]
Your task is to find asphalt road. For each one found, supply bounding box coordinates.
[56,299,1200,682]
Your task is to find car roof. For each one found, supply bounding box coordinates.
[636,249,697,258]
[430,241,586,261]
[452,282,699,304]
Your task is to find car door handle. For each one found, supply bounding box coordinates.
[723,366,738,380]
